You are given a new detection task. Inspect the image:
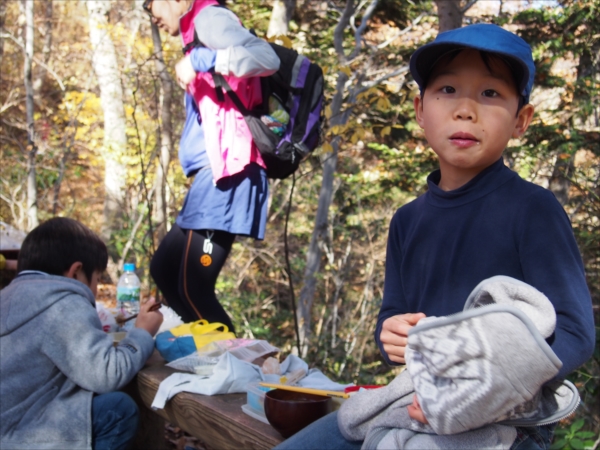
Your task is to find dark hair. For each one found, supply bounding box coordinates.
[17,217,108,280]
[422,48,526,114]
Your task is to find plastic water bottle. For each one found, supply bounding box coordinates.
[117,263,140,317]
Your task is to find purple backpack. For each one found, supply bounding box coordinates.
[213,43,324,179]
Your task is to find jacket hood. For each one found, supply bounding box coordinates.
[0,272,95,336]
[406,276,573,435]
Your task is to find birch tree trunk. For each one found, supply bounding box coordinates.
[267,0,296,37]
[86,0,128,242]
[24,0,38,230]
[151,22,174,241]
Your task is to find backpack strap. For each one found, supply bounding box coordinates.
[211,73,252,115]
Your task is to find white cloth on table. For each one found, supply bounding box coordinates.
[151,353,352,410]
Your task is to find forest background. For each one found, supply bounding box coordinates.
[1,0,598,446]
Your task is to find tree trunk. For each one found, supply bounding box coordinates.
[33,0,53,93]
[296,0,356,354]
[86,0,128,242]
[151,22,174,241]
[267,0,296,37]
[549,35,600,205]
[434,0,463,32]
[24,0,38,230]
[0,0,6,68]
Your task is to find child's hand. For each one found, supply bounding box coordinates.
[380,312,426,364]
[175,55,197,90]
[135,297,163,337]
[407,394,429,424]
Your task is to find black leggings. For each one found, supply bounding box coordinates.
[150,224,236,332]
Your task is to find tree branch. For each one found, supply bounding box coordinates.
[1,31,65,91]
[333,0,356,62]
[377,13,426,50]
[461,0,478,14]
[356,65,409,95]
[351,0,378,60]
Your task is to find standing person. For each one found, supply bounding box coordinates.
[274,23,595,449]
[146,0,280,331]
[0,217,163,450]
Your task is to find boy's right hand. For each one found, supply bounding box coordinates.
[135,297,163,337]
[380,313,426,364]
[175,55,197,90]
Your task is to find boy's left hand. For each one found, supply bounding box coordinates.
[407,394,429,424]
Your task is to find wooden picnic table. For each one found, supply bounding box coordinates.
[129,351,284,450]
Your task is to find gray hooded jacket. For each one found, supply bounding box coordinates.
[0,272,155,450]
[338,276,580,449]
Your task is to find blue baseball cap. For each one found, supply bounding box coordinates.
[410,24,535,104]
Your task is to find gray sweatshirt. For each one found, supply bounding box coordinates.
[0,272,155,450]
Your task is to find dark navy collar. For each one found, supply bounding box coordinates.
[426,158,516,208]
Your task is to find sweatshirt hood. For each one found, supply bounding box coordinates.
[0,272,95,336]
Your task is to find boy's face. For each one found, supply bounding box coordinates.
[414,49,534,189]
[148,0,187,36]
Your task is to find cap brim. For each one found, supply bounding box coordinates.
[410,42,530,98]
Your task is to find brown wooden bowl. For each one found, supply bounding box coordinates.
[264,389,333,438]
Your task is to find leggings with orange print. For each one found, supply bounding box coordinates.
[150,224,236,332]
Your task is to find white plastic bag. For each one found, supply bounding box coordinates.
[96,302,118,332]
[156,305,184,335]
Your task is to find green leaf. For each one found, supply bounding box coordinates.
[571,419,585,432]
[550,438,567,449]
[570,438,584,450]
[575,431,596,439]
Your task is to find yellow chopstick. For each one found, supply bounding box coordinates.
[259,382,349,399]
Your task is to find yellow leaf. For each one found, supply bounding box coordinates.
[377,98,388,111]
[381,126,391,137]
[322,142,333,153]
[351,133,359,144]
[325,105,332,120]
[339,66,352,77]
[279,35,294,48]
[268,35,293,48]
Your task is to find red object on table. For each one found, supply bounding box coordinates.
[344,385,385,393]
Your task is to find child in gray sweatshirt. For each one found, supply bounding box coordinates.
[0,217,163,450]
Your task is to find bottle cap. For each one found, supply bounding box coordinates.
[123,263,136,272]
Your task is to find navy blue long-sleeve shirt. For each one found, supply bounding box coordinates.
[376,158,595,380]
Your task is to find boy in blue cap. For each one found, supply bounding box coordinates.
[274,23,595,449]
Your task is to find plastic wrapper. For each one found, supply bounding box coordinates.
[96,302,118,333]
[261,356,281,375]
[166,339,279,373]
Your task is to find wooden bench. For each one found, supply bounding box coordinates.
[128,352,284,450]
